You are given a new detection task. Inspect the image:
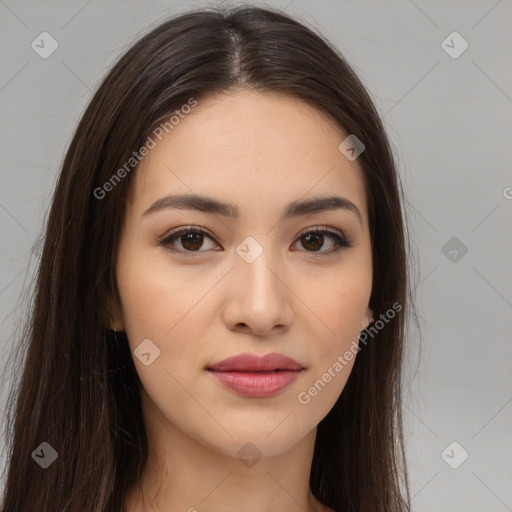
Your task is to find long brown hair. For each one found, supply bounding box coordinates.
[1,5,418,512]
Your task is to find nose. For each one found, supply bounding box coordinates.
[221,249,293,337]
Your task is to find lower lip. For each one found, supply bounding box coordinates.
[207,370,302,398]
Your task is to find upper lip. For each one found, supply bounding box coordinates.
[207,352,303,372]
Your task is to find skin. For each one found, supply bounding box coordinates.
[114,89,374,512]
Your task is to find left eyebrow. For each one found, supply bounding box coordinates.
[142,193,363,226]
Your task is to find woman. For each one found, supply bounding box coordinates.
[1,5,417,512]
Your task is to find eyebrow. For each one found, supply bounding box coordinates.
[142,193,363,225]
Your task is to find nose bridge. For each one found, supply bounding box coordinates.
[224,235,291,334]
[237,239,283,305]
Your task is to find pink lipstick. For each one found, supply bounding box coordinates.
[206,352,304,398]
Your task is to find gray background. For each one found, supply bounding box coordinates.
[1,0,511,510]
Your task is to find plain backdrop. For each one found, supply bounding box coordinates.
[0,1,511,510]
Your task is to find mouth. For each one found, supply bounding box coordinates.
[205,352,304,398]
[206,352,304,372]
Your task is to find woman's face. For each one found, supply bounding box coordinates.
[114,89,373,458]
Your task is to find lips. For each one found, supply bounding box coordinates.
[206,352,303,372]
[206,352,304,398]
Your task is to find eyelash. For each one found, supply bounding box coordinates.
[158,226,353,258]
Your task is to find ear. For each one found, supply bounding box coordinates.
[361,307,374,330]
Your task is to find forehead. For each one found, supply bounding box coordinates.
[129,90,368,225]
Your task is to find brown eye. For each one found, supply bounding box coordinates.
[160,227,219,253]
[294,229,353,254]
[159,226,352,257]
[301,232,325,252]
[180,231,205,251]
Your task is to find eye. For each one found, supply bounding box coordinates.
[158,226,353,256]
[292,227,353,256]
[159,227,219,254]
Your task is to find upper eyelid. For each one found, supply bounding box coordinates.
[160,225,346,241]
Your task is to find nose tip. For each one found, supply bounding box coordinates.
[223,259,293,336]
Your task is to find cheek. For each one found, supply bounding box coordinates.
[292,270,370,413]
[297,268,371,349]
[115,258,213,424]
[293,277,367,417]
[115,246,217,366]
